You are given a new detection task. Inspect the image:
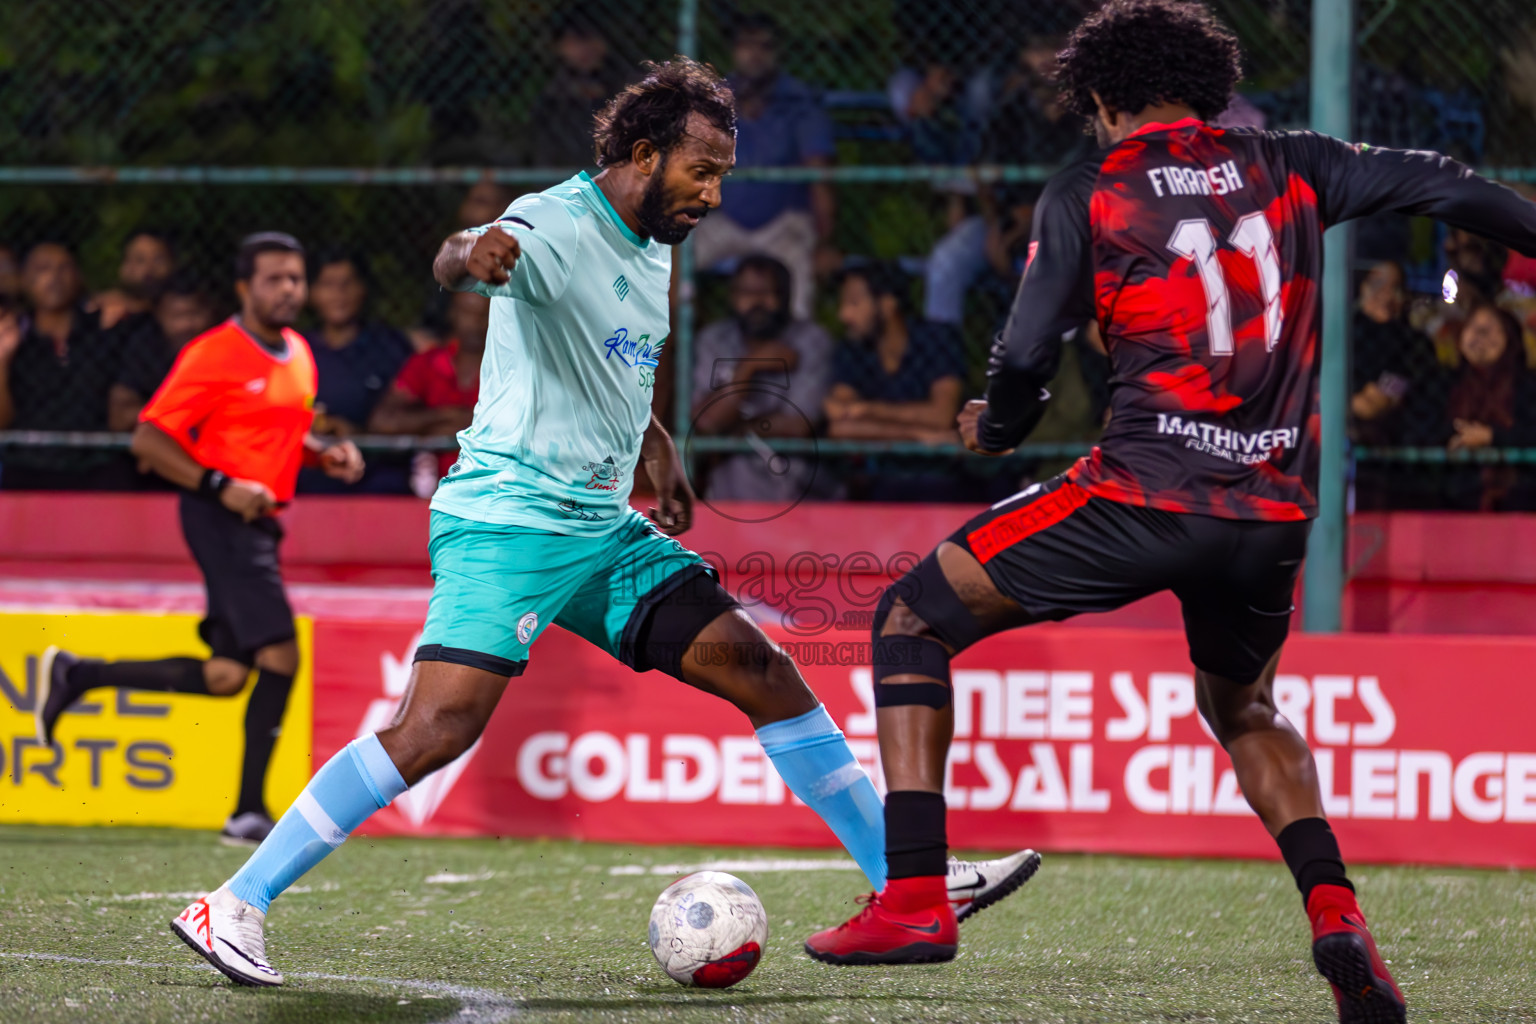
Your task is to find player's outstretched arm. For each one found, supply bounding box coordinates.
[1286,132,1536,257]
[973,158,1100,454]
[433,227,520,292]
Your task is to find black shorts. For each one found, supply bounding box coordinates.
[945,475,1309,685]
[179,492,296,664]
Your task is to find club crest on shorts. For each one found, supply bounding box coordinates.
[517,612,539,645]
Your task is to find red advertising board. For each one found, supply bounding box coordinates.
[312,619,1536,869]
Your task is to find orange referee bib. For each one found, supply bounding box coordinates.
[140,319,317,503]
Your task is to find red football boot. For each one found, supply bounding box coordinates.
[804,876,958,965]
[1308,883,1406,1023]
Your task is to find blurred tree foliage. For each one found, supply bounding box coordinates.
[0,0,1530,322]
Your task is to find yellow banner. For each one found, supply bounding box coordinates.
[0,612,311,829]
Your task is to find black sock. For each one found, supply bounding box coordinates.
[67,657,210,695]
[235,668,295,817]
[1276,817,1354,905]
[885,790,948,879]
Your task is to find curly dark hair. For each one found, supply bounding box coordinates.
[1055,0,1242,122]
[592,56,736,167]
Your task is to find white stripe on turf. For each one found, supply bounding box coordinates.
[108,884,329,902]
[425,871,496,883]
[608,857,860,876]
[0,952,519,1022]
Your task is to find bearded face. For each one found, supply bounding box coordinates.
[635,151,712,245]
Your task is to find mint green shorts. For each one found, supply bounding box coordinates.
[417,508,712,676]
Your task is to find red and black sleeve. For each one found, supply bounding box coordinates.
[976,156,1101,452]
[1281,131,1536,257]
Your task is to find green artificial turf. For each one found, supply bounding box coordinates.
[0,826,1532,1023]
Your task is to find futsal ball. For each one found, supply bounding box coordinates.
[647,871,768,988]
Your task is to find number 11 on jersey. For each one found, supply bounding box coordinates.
[1167,212,1283,356]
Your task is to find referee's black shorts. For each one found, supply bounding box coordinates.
[941,474,1310,685]
[178,492,296,664]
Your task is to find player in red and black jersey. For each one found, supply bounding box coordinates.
[806,3,1536,1019]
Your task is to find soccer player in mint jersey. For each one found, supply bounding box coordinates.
[807,2,1536,1020]
[172,58,1034,988]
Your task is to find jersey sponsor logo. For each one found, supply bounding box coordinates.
[243,378,267,394]
[603,327,663,388]
[1146,160,1245,198]
[603,327,660,369]
[583,455,622,491]
[1155,413,1300,465]
[557,499,607,521]
[518,613,539,646]
[613,275,630,301]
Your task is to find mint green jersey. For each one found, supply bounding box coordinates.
[430,173,670,535]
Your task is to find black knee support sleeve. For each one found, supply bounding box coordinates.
[871,588,953,710]
[891,548,987,652]
[625,566,740,681]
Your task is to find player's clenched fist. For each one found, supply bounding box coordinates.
[468,227,521,285]
[957,399,1014,456]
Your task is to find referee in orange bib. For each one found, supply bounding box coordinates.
[34,232,365,843]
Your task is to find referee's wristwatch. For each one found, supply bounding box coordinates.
[197,468,232,498]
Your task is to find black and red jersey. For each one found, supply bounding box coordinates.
[978,118,1536,521]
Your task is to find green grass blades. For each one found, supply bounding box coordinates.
[1,825,1533,1023]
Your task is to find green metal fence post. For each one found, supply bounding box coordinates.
[1304,0,1355,632]
[672,0,700,460]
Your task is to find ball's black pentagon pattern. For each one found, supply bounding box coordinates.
[686,900,715,929]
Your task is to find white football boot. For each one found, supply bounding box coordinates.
[171,886,283,986]
[947,849,1042,923]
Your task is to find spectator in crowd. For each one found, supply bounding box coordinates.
[404,176,516,356]
[89,228,176,330]
[694,14,836,319]
[1408,302,1536,510]
[1350,261,1438,446]
[297,251,414,494]
[303,251,413,437]
[457,175,516,232]
[691,255,833,502]
[370,289,487,497]
[0,244,21,307]
[108,270,220,431]
[887,49,990,167]
[531,6,630,168]
[1445,227,1507,301]
[825,264,969,502]
[923,36,1089,327]
[825,263,963,439]
[1421,230,1511,366]
[0,241,132,490]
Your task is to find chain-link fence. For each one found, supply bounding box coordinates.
[0,0,1534,507]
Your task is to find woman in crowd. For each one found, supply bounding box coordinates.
[1412,302,1536,510]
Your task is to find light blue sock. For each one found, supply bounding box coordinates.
[757,705,887,890]
[227,734,408,912]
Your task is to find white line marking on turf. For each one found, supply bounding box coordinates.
[425,871,496,883]
[0,952,518,1022]
[608,857,860,876]
[108,884,324,902]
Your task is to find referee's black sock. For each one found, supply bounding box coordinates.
[66,657,210,695]
[884,790,948,879]
[1276,816,1354,905]
[235,668,295,818]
